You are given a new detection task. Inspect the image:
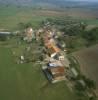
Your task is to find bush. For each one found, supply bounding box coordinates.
[0,35,7,41]
[75,81,86,91]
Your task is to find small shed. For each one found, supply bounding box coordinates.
[20,56,24,60]
[70,67,78,78]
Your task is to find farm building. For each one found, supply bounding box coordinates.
[70,67,78,78]
[48,60,63,67]
[42,60,66,83]
[65,67,78,78]
[0,32,11,41]
[42,66,65,83]
[0,32,11,35]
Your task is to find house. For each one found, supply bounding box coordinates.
[59,56,65,61]
[47,44,61,56]
[52,76,66,83]
[56,42,66,50]
[20,56,24,60]
[43,66,66,83]
[35,28,44,40]
[50,52,65,61]
[24,27,35,42]
[44,37,61,57]
[51,53,57,58]
[47,31,55,38]
[48,60,63,67]
[48,66,65,75]
[48,66,65,83]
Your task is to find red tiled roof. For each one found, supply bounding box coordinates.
[49,67,65,75]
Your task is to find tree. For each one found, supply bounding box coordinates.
[25,22,32,28]
[89,96,97,100]
[80,75,96,89]
[18,22,25,30]
[85,79,96,89]
[18,22,33,30]
[0,35,7,41]
[75,81,86,91]
[82,28,98,45]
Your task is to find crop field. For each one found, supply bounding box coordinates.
[73,44,98,94]
[0,6,98,30]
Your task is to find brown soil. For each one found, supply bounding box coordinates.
[73,44,98,94]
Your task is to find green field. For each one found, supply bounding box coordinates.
[0,37,79,100]
[0,6,48,30]
[0,6,98,30]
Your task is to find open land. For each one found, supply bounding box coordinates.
[0,6,98,30]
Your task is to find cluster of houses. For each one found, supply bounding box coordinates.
[2,26,94,97]
[18,26,79,84]
[41,28,97,100]
[0,31,11,40]
[42,29,70,83]
[23,27,35,42]
[23,27,45,42]
[0,27,79,84]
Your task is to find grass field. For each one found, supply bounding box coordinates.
[0,37,79,100]
[0,6,48,30]
[0,6,98,30]
[73,44,98,94]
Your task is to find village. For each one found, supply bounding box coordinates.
[0,25,80,83]
[0,22,97,100]
[19,23,98,99]
[19,25,79,83]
